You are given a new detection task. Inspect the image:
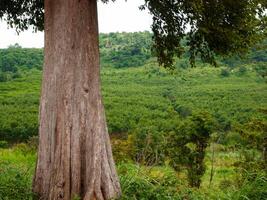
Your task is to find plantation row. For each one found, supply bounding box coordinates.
[0,62,266,199]
[0,64,266,142]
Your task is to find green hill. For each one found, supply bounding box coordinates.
[0,32,266,200]
[0,62,266,142]
[1,32,266,79]
[0,31,266,143]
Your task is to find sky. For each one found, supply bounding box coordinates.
[0,0,152,48]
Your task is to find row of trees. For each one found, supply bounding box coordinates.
[0,44,43,82]
[1,34,267,81]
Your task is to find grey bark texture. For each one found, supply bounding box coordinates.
[33,0,121,199]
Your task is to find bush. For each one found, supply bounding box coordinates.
[220,68,230,77]
[255,62,267,78]
[0,140,8,148]
[223,132,244,148]
[238,66,247,75]
[111,134,135,163]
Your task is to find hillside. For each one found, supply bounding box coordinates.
[0,63,266,141]
[0,32,266,199]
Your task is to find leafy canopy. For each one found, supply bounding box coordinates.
[0,0,266,67]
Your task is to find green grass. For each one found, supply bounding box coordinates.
[1,145,265,200]
[0,146,36,200]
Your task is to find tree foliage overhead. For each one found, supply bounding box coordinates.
[0,0,44,31]
[142,0,267,67]
[0,0,266,67]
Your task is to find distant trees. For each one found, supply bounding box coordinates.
[0,45,43,82]
[0,45,43,71]
[99,32,152,68]
[0,32,152,76]
[1,34,266,77]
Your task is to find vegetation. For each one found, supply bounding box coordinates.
[99,32,152,68]
[0,32,266,199]
[0,44,43,82]
[1,0,266,198]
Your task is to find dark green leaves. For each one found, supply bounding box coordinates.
[0,0,114,32]
[143,0,267,68]
[0,0,44,32]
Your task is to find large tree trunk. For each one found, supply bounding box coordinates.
[33,0,121,199]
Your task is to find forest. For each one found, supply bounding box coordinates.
[0,32,267,199]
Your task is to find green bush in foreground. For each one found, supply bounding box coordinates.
[0,145,266,200]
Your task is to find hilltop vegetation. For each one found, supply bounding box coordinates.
[1,32,266,78]
[0,44,43,82]
[99,32,152,67]
[0,32,266,199]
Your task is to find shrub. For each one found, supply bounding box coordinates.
[0,140,8,148]
[223,132,244,148]
[13,143,36,155]
[111,134,135,162]
[220,68,230,77]
[238,66,247,75]
[255,62,267,78]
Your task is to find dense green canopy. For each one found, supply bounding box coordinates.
[143,0,267,67]
[0,0,44,31]
[0,0,266,67]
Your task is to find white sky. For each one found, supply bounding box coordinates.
[0,0,152,48]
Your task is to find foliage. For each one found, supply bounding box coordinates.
[232,156,267,200]
[142,0,267,67]
[0,33,266,199]
[0,44,43,82]
[165,111,216,188]
[1,145,266,200]
[255,62,267,79]
[220,68,230,77]
[0,145,36,200]
[0,44,43,71]
[1,1,266,67]
[0,34,266,77]
[100,32,152,68]
[232,174,267,200]
[0,59,266,143]
[111,134,135,163]
[0,140,8,148]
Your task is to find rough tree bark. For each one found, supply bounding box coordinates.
[33,0,121,199]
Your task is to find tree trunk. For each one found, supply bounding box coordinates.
[33,0,121,199]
